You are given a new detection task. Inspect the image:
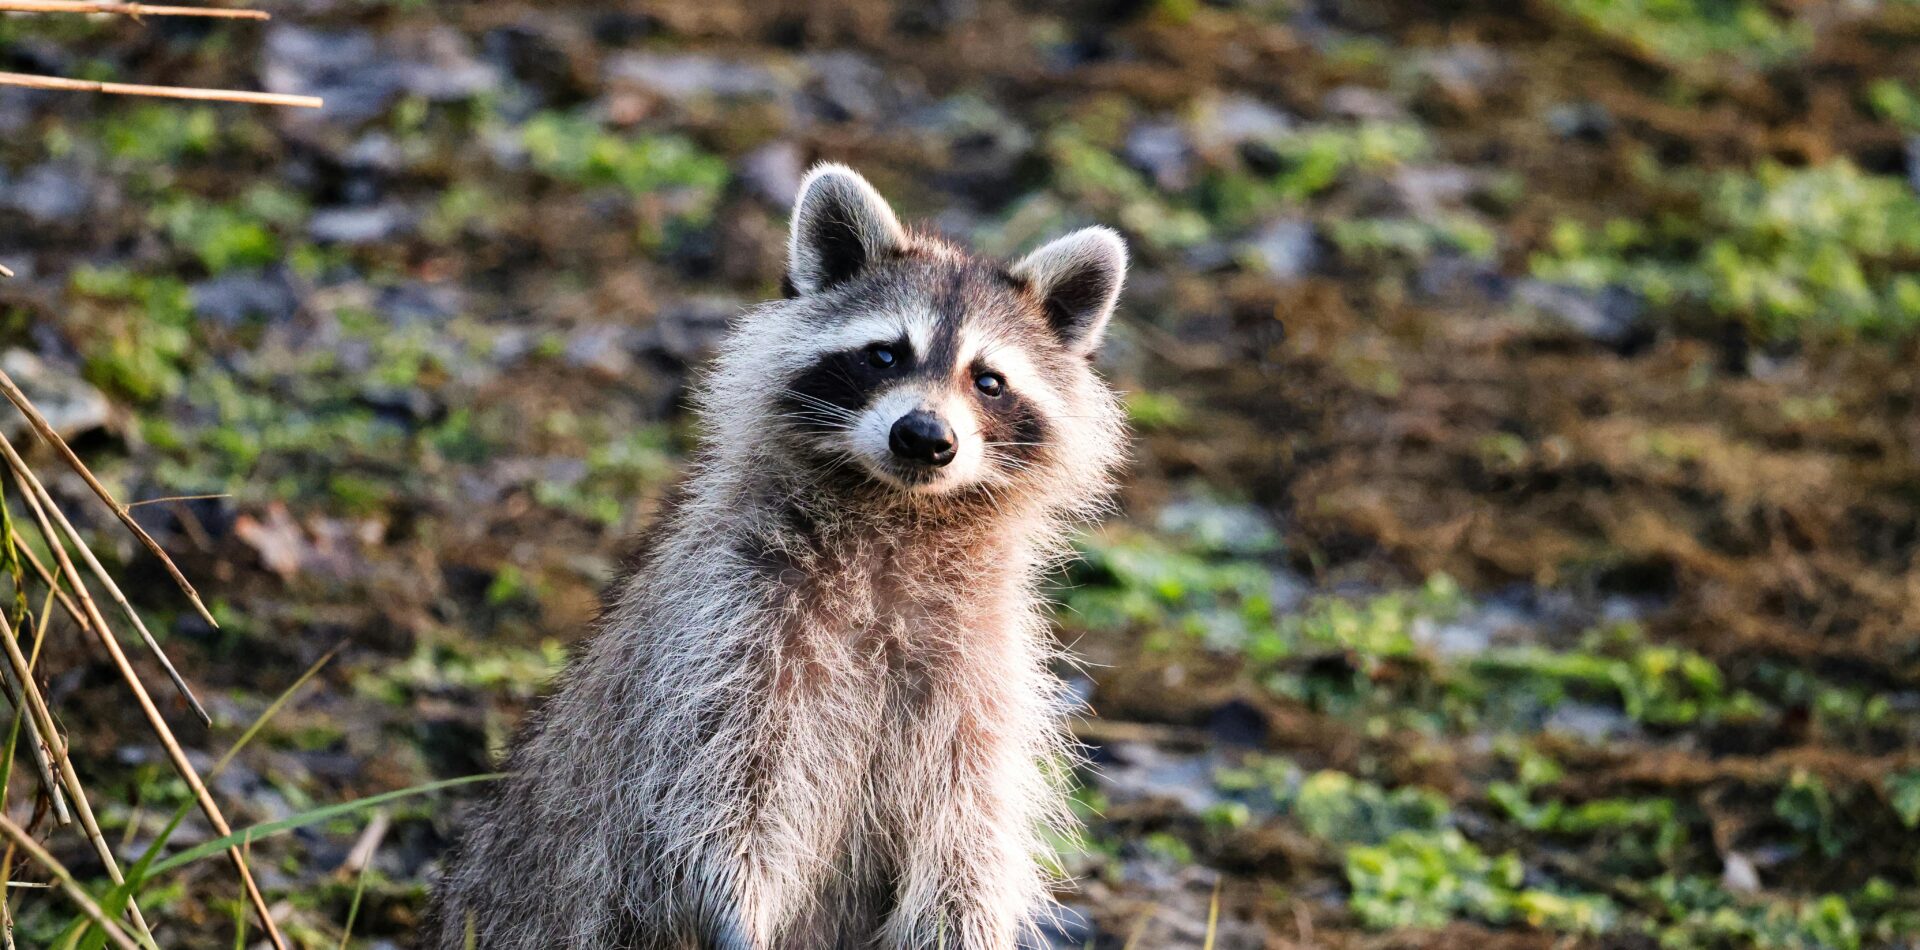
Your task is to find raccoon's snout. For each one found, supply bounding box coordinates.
[888,410,956,467]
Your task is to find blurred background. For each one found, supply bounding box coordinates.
[2,0,1920,946]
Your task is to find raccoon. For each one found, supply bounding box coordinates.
[420,165,1129,950]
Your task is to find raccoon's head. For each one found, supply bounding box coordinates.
[705,164,1127,515]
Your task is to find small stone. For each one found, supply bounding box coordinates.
[1722,853,1762,893]
[1239,217,1320,281]
[645,296,743,365]
[739,142,805,209]
[604,52,787,105]
[3,164,94,224]
[1324,85,1404,121]
[564,324,637,378]
[0,350,111,442]
[1544,701,1637,743]
[1392,164,1478,217]
[1019,905,1095,949]
[906,95,1034,184]
[1189,93,1294,160]
[192,269,303,326]
[378,282,464,325]
[1907,135,1920,196]
[802,52,912,124]
[263,27,403,124]
[1548,102,1614,143]
[309,203,416,245]
[1515,279,1646,348]
[1124,119,1194,191]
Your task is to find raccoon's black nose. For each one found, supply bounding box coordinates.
[889,411,956,467]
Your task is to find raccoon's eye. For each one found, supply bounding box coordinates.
[866,344,899,370]
[974,372,1006,398]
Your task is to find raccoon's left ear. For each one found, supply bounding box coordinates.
[787,163,908,297]
[1012,226,1128,356]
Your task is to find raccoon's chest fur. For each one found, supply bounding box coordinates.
[762,536,994,706]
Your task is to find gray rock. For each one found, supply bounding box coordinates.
[263,26,500,125]
[802,51,913,123]
[1548,101,1614,142]
[1908,134,1920,196]
[1544,701,1637,743]
[1019,905,1094,950]
[1515,279,1645,347]
[395,27,503,104]
[604,52,788,104]
[0,350,111,442]
[263,27,403,123]
[1190,93,1294,159]
[1156,497,1280,554]
[907,95,1034,182]
[1392,164,1478,217]
[644,296,743,364]
[564,324,638,378]
[739,141,805,208]
[192,269,303,325]
[1125,119,1194,191]
[1324,85,1404,121]
[1239,217,1319,280]
[1414,42,1504,102]
[1096,742,1224,814]
[3,164,94,224]
[345,132,406,173]
[308,203,416,245]
[378,282,463,325]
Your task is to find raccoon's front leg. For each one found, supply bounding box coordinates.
[882,707,1056,949]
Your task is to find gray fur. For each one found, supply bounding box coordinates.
[420,165,1127,950]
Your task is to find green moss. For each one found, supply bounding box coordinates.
[67,265,195,402]
[1047,130,1212,251]
[1347,828,1617,933]
[1552,0,1811,71]
[519,111,729,248]
[1532,161,1920,341]
[1650,876,1866,950]
[154,186,307,274]
[1294,770,1450,844]
[1327,214,1499,265]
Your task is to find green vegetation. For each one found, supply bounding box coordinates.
[519,111,730,247]
[1533,161,1920,341]
[1062,524,1920,942]
[1551,0,1811,70]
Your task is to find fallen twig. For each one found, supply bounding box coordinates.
[0,813,139,950]
[0,442,287,950]
[0,609,151,941]
[0,0,267,16]
[0,72,321,108]
[0,366,221,632]
[0,434,209,723]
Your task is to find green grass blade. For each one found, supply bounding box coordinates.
[149,774,500,876]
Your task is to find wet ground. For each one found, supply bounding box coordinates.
[3,0,1920,946]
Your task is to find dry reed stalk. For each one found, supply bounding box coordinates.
[9,539,93,639]
[0,439,287,950]
[0,72,321,108]
[0,609,151,940]
[0,0,266,16]
[0,813,138,950]
[0,368,219,633]
[0,432,207,723]
[0,663,69,827]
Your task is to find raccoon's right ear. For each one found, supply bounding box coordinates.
[1012,226,1128,356]
[787,163,908,297]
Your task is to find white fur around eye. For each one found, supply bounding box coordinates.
[961,335,1063,418]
